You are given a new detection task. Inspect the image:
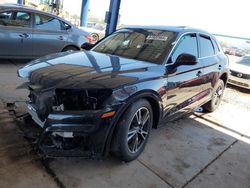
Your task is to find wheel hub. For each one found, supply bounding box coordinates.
[127,107,150,153]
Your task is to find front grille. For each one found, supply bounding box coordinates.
[230,70,250,79]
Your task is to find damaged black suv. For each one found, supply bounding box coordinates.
[18,26,229,162]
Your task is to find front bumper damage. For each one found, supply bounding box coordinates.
[26,102,121,159]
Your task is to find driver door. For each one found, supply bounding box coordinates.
[163,33,204,119]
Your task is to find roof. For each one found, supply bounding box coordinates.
[0,3,34,10]
[123,25,211,35]
[0,3,72,25]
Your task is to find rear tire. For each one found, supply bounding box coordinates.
[62,46,79,52]
[203,79,225,112]
[111,99,153,162]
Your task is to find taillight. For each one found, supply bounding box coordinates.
[85,35,94,44]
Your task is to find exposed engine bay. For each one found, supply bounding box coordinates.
[23,85,114,158]
[28,85,112,122]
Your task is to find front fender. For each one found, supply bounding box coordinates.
[103,89,163,156]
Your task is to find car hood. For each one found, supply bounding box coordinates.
[230,63,250,74]
[18,51,162,90]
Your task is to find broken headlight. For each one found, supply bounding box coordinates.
[54,89,112,111]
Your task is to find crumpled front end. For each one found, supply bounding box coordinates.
[25,85,121,158]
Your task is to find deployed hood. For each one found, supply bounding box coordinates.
[18,51,162,90]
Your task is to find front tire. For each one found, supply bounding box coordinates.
[203,79,225,112]
[111,99,153,162]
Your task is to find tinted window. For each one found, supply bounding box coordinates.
[212,38,220,53]
[35,14,62,31]
[93,29,177,64]
[170,34,198,63]
[200,35,215,57]
[238,56,250,66]
[0,11,30,27]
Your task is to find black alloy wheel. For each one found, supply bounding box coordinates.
[127,107,151,153]
[111,99,153,162]
[203,79,225,112]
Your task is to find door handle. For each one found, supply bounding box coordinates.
[19,33,29,38]
[218,65,222,70]
[196,71,202,77]
[58,36,64,40]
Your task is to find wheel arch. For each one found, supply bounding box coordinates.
[124,90,163,129]
[62,45,80,52]
[104,90,163,156]
[220,72,228,86]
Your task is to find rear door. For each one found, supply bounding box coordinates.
[197,34,220,103]
[0,10,33,58]
[163,33,204,119]
[32,13,68,57]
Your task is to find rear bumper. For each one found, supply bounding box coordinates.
[228,75,250,89]
[26,102,122,158]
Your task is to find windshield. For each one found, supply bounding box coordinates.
[238,56,250,66]
[92,28,177,64]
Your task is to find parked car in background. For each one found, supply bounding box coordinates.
[235,48,245,57]
[224,46,237,55]
[18,26,229,162]
[228,55,250,89]
[80,23,105,43]
[0,4,92,59]
[224,46,245,57]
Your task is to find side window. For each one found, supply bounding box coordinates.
[200,35,215,57]
[171,34,198,63]
[62,22,71,30]
[35,14,62,31]
[212,38,221,54]
[0,11,12,26]
[0,11,30,27]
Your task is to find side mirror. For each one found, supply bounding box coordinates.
[175,53,198,65]
[81,42,94,51]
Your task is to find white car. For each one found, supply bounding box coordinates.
[79,26,105,43]
[228,55,250,89]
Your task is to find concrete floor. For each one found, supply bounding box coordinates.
[0,58,250,188]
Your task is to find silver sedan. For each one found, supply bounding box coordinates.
[0,4,92,59]
[228,55,250,89]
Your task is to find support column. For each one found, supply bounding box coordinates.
[17,0,24,4]
[105,0,121,36]
[80,0,90,27]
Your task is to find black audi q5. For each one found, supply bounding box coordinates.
[18,26,229,161]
